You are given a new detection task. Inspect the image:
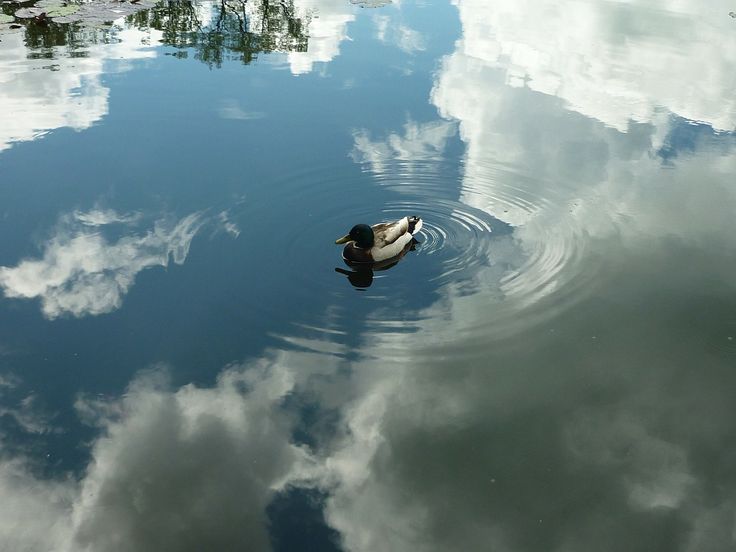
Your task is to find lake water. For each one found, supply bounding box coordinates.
[1,1,735,550]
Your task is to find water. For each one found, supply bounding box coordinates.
[1,0,735,550]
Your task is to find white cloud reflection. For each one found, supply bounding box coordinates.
[0,361,316,552]
[287,0,356,75]
[0,26,161,153]
[0,393,57,435]
[374,14,425,53]
[0,209,205,319]
[353,0,736,319]
[0,457,77,552]
[351,119,456,172]
[320,261,736,552]
[2,1,736,551]
[443,0,736,132]
[329,1,736,550]
[218,99,266,121]
[430,0,736,314]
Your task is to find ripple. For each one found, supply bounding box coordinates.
[226,152,610,350]
[725,335,736,356]
[261,159,505,294]
[378,199,498,285]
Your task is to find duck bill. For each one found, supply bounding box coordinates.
[335,235,351,244]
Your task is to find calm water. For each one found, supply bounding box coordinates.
[1,0,736,550]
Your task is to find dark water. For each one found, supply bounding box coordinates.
[1,1,735,550]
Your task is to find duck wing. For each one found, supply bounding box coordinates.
[372,217,410,248]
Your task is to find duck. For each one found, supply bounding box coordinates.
[335,216,422,264]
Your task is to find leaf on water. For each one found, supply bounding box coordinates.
[47,4,79,17]
[7,0,160,30]
[34,0,64,7]
[14,6,46,18]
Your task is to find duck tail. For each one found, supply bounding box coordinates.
[408,215,423,235]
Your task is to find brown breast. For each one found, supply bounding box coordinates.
[342,243,374,264]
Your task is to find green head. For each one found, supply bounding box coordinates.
[335,224,374,248]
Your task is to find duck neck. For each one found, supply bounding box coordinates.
[356,235,374,249]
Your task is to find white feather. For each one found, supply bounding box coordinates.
[370,232,413,262]
[374,217,409,247]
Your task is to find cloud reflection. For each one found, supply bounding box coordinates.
[0,456,77,552]
[0,209,205,319]
[351,119,456,173]
[354,0,736,320]
[287,0,356,75]
[329,1,736,550]
[2,1,736,550]
[443,0,736,132]
[218,99,266,121]
[320,249,736,551]
[0,26,161,153]
[374,15,426,53]
[0,362,316,552]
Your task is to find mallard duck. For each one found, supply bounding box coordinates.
[335,216,422,264]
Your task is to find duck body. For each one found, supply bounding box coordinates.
[335,216,422,264]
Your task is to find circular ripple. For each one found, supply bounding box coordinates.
[224,154,609,349]
[376,199,497,286]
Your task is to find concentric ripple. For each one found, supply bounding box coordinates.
[249,158,509,295]
[346,155,612,345]
[222,152,613,350]
[375,199,498,282]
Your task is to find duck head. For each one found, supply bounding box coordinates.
[335,224,374,248]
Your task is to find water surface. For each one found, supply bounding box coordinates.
[1,1,736,550]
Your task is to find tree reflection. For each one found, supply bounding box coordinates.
[2,0,311,67]
[22,21,115,57]
[127,0,310,67]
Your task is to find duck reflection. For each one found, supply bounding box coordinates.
[335,238,418,289]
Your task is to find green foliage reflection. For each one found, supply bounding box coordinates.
[127,0,310,67]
